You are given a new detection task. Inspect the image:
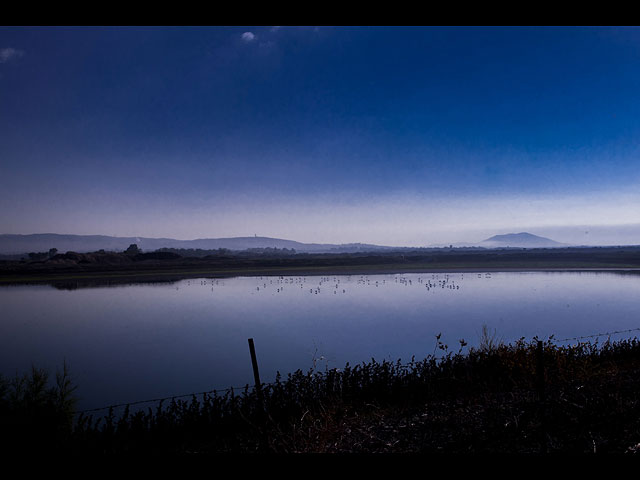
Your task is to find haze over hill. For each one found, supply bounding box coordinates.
[0,233,396,255]
[481,232,565,248]
[0,230,630,256]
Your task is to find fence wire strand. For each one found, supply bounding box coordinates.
[76,384,257,415]
[555,326,640,343]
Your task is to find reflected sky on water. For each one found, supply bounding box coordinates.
[2,271,640,410]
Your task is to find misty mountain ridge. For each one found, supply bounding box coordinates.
[0,233,396,255]
[481,232,565,248]
[0,231,572,256]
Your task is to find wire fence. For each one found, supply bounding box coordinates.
[554,326,640,343]
[75,385,253,415]
[73,325,640,416]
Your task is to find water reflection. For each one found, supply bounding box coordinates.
[1,271,640,411]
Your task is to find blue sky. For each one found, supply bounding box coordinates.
[1,26,639,245]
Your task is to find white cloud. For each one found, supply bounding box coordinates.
[241,32,256,43]
[0,47,24,63]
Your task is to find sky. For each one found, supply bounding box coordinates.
[1,26,639,246]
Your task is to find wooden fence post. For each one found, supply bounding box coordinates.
[248,338,262,390]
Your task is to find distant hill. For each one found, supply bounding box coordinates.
[0,233,395,255]
[481,232,565,248]
[0,232,572,255]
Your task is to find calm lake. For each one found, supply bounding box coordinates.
[2,271,640,411]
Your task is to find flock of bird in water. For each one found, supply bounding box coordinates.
[178,272,496,296]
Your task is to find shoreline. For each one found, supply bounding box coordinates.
[2,264,640,287]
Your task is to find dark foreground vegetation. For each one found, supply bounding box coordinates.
[5,335,640,454]
[1,245,640,286]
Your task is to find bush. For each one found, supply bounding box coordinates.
[0,361,77,453]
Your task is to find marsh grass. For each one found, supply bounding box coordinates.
[5,336,640,453]
[478,324,505,352]
[0,360,77,453]
[68,335,640,453]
